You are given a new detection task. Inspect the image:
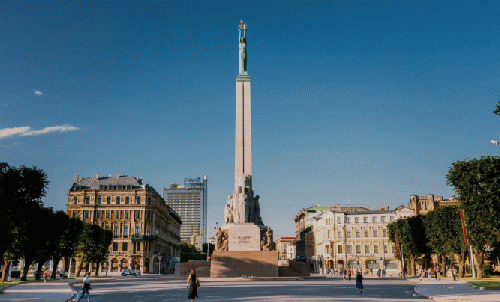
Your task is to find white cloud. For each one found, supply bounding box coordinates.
[0,125,80,139]
[34,90,43,95]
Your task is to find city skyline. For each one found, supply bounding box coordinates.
[2,0,500,239]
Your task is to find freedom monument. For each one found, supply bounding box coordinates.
[210,21,278,277]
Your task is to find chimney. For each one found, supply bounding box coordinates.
[74,174,79,183]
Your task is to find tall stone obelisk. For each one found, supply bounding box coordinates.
[224,20,264,228]
[210,21,277,278]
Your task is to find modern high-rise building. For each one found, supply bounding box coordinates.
[164,175,207,250]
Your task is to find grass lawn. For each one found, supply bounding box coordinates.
[465,277,500,290]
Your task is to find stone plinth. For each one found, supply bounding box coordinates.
[210,251,278,278]
[175,260,211,277]
[223,223,263,251]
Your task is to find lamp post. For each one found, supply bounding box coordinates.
[7,261,12,282]
[158,256,162,275]
[208,222,218,260]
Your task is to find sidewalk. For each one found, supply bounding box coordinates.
[408,278,500,301]
[0,279,72,302]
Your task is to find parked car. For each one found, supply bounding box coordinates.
[121,269,140,276]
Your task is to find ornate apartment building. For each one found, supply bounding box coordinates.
[308,205,413,273]
[66,174,182,274]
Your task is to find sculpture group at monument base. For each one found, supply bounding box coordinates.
[210,250,278,278]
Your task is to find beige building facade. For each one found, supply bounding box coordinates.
[66,174,181,274]
[276,237,295,260]
[311,206,413,274]
[408,194,458,216]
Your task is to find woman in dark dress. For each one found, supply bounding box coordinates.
[356,270,364,294]
[187,268,199,301]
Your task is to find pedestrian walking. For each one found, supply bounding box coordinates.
[356,270,364,294]
[348,269,352,281]
[452,268,457,281]
[376,268,381,278]
[382,268,386,279]
[82,272,91,299]
[43,270,49,283]
[187,268,200,301]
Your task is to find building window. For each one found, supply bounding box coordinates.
[147,197,152,205]
[135,210,141,219]
[383,229,387,237]
[105,224,110,230]
[390,216,395,222]
[346,245,352,254]
[364,229,369,238]
[73,196,78,204]
[125,210,129,219]
[345,217,350,223]
[114,225,120,237]
[337,217,341,224]
[85,196,90,204]
[373,229,378,237]
[374,245,379,254]
[365,245,370,254]
[356,245,361,254]
[146,210,151,220]
[112,242,118,251]
[135,226,140,235]
[115,210,120,219]
[116,196,121,204]
[363,217,368,223]
[372,216,376,223]
[125,196,130,204]
[355,217,359,223]
[136,242,141,251]
[136,196,141,204]
[337,230,342,238]
[384,245,388,253]
[72,211,78,218]
[97,196,102,204]
[83,210,90,219]
[96,210,102,219]
[124,225,129,237]
[107,196,111,204]
[106,210,111,219]
[381,216,386,223]
[355,230,360,238]
[338,245,342,253]
[122,242,128,252]
[346,230,351,238]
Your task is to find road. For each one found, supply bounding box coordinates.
[85,275,427,301]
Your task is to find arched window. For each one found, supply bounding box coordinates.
[125,196,130,204]
[73,196,78,204]
[116,196,121,204]
[136,196,141,204]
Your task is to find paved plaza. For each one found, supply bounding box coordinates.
[2,275,500,301]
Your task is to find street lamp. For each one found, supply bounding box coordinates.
[208,222,218,260]
[158,255,162,275]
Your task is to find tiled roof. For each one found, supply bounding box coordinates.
[73,174,145,190]
[345,210,395,215]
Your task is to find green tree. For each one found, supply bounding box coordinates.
[0,164,49,281]
[75,223,102,277]
[202,243,215,258]
[447,156,500,278]
[388,216,430,275]
[93,228,113,276]
[423,205,467,277]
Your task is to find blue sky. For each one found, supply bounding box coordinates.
[1,0,500,239]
